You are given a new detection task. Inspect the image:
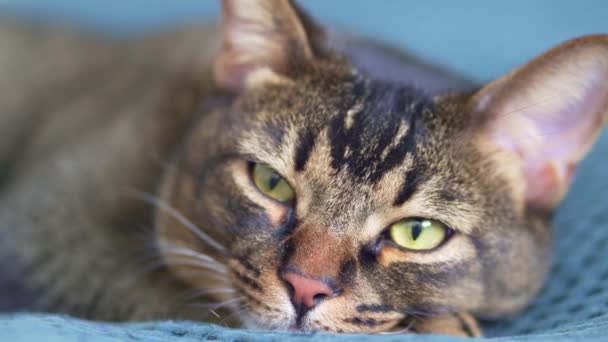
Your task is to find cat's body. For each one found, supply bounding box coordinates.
[0,22,220,317]
[1,1,607,337]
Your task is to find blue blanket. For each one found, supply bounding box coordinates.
[2,1,608,340]
[2,312,608,341]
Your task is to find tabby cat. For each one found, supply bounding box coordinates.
[1,0,607,337]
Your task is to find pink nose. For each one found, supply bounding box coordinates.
[282,272,334,309]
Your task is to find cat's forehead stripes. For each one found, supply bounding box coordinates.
[393,163,428,207]
[236,77,454,229]
[293,128,316,172]
[235,78,442,229]
[292,79,434,186]
[326,81,430,184]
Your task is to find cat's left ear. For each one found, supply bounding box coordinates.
[471,35,608,210]
[214,0,325,93]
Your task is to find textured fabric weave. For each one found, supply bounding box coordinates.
[1,312,608,341]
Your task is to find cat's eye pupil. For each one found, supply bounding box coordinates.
[411,222,422,240]
[268,172,281,190]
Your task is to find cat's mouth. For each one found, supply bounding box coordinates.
[237,298,408,334]
[292,304,308,331]
[225,258,408,333]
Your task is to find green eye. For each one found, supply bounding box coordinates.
[251,163,295,202]
[389,218,450,251]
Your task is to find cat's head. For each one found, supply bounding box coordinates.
[155,0,608,333]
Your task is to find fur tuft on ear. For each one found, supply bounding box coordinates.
[214,0,321,93]
[471,35,608,210]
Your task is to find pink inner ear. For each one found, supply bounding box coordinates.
[476,38,608,210]
[489,86,605,210]
[214,0,315,93]
[524,162,575,210]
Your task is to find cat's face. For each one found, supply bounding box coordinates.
[155,0,608,335]
[156,65,549,332]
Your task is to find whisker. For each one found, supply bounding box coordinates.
[156,239,224,267]
[159,257,228,275]
[174,270,234,293]
[189,297,245,312]
[129,223,158,243]
[182,288,236,301]
[137,250,226,273]
[127,248,165,268]
[378,319,414,335]
[399,309,439,317]
[133,257,229,284]
[161,249,227,272]
[396,305,460,318]
[170,283,236,313]
[219,307,248,326]
[190,297,244,309]
[209,309,221,319]
[128,190,226,254]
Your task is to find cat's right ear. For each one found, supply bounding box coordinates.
[471,35,608,210]
[214,0,323,93]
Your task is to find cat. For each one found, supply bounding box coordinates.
[1,0,607,337]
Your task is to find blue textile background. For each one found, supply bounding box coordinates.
[1,1,608,341]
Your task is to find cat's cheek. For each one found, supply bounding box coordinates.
[228,259,297,329]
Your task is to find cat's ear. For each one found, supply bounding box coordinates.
[471,35,608,210]
[214,0,324,92]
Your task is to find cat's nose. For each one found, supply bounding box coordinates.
[282,272,334,309]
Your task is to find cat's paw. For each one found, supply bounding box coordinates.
[412,312,482,338]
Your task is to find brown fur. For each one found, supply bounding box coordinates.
[2,1,608,338]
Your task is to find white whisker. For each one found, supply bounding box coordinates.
[219,307,248,326]
[182,288,236,301]
[176,269,231,285]
[133,256,229,285]
[157,240,224,266]
[378,319,414,335]
[162,248,227,271]
[209,309,221,319]
[129,190,226,254]
[189,297,245,311]
[160,257,228,275]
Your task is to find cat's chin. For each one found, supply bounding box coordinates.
[287,324,304,332]
[238,313,309,333]
[239,312,405,334]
